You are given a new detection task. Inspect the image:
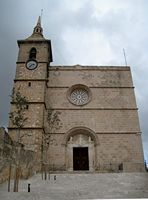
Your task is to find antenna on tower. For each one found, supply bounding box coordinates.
[123,48,128,66]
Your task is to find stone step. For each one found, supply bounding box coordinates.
[0,173,148,199]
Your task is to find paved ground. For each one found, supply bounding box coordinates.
[0,173,148,199]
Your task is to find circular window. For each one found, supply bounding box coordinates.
[68,85,91,106]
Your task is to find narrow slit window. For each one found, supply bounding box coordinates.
[28,82,31,87]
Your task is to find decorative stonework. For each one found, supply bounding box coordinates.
[70,88,88,105]
[68,84,91,106]
[66,133,95,171]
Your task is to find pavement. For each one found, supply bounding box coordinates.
[0,172,148,199]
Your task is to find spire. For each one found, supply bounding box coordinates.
[25,16,45,41]
[37,16,41,26]
[33,16,43,35]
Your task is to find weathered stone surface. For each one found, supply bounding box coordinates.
[0,173,148,199]
[8,22,145,173]
[0,127,36,183]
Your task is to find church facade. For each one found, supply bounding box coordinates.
[8,17,145,172]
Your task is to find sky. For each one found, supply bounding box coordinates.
[0,0,148,162]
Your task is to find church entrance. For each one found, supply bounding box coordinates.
[73,147,89,170]
[66,130,96,171]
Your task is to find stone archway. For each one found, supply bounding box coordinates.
[64,127,97,171]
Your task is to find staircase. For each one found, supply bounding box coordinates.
[0,173,148,199]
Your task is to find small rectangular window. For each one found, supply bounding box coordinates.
[28,82,31,87]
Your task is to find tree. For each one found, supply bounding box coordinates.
[42,106,62,180]
[9,87,28,192]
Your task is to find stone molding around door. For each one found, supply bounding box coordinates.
[65,127,97,171]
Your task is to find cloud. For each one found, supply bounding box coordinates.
[0,0,148,161]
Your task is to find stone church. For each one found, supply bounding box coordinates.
[8,17,145,173]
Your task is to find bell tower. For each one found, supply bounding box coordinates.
[8,17,52,168]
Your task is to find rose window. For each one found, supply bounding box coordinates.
[70,88,89,105]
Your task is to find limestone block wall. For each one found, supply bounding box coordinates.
[47,66,133,87]
[46,88,137,109]
[13,81,46,102]
[9,103,45,128]
[47,134,66,171]
[45,110,140,133]
[45,132,144,172]
[15,63,48,80]
[44,65,144,172]
[96,134,144,167]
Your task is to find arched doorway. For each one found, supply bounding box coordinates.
[64,127,97,171]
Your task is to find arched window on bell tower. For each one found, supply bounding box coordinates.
[29,48,37,60]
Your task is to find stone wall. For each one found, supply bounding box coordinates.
[8,65,145,172]
[44,66,145,172]
[0,127,36,183]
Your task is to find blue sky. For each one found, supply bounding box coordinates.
[0,0,148,161]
